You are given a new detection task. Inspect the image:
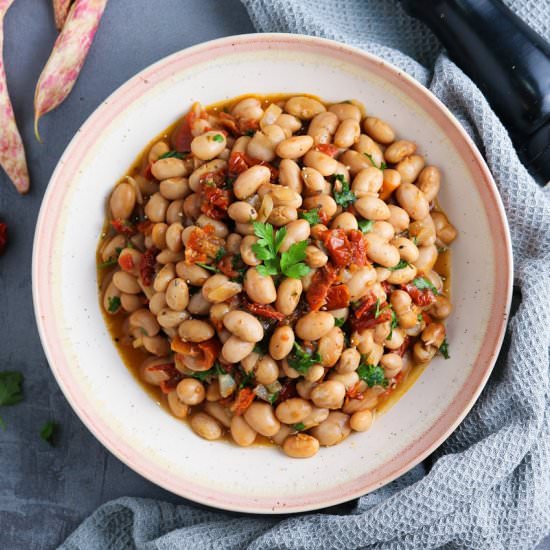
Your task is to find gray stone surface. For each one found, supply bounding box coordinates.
[0,1,254,548]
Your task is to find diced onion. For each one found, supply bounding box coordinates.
[218,373,236,398]
[260,103,283,131]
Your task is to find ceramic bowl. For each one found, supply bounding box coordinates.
[32,34,512,513]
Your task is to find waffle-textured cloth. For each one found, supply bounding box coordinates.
[60,1,550,548]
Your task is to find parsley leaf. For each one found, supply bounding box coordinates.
[358,219,374,233]
[417,313,424,323]
[267,392,279,404]
[0,371,24,429]
[196,262,220,273]
[388,308,398,340]
[412,276,439,295]
[439,338,450,359]
[280,241,310,279]
[158,150,184,160]
[212,134,224,142]
[299,209,321,226]
[374,298,384,319]
[107,296,121,313]
[388,259,409,271]
[97,257,118,269]
[333,174,356,208]
[357,363,388,387]
[293,422,306,431]
[364,153,387,171]
[334,317,346,328]
[252,222,310,279]
[40,421,58,446]
[288,342,321,375]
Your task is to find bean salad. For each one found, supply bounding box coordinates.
[97,94,457,458]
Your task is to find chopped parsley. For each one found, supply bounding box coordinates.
[0,371,24,429]
[388,308,398,340]
[334,317,346,328]
[417,313,424,323]
[364,152,387,171]
[97,257,118,269]
[107,296,121,313]
[439,338,450,359]
[299,208,321,226]
[196,247,226,273]
[288,342,321,375]
[212,134,224,143]
[358,219,374,233]
[412,276,439,295]
[357,363,388,388]
[293,422,306,431]
[388,259,409,271]
[238,370,255,389]
[245,129,255,137]
[158,150,184,160]
[189,362,225,382]
[40,421,58,446]
[374,298,385,319]
[196,262,219,273]
[411,236,419,246]
[267,392,279,404]
[252,222,310,279]
[333,174,356,208]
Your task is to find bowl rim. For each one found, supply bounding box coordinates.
[32,32,513,514]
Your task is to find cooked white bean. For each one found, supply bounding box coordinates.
[275,278,303,315]
[347,265,377,301]
[283,434,320,458]
[244,267,277,304]
[255,355,279,385]
[363,117,395,144]
[190,413,222,440]
[275,398,312,424]
[223,310,264,343]
[276,135,314,159]
[269,326,295,360]
[110,182,136,220]
[159,177,190,200]
[328,102,361,122]
[308,111,339,144]
[221,335,255,363]
[310,411,351,446]
[295,311,335,341]
[384,140,416,164]
[177,378,206,405]
[354,196,391,220]
[336,348,361,374]
[334,118,360,148]
[230,415,257,447]
[151,157,187,180]
[228,201,257,223]
[191,131,226,161]
[244,402,280,437]
[234,165,271,199]
[176,261,209,286]
[352,167,383,197]
[303,150,338,176]
[310,380,346,409]
[350,409,374,432]
[165,278,189,311]
[278,219,311,251]
[145,192,169,222]
[178,319,215,342]
[364,233,400,267]
[317,327,344,367]
[113,271,141,294]
[285,96,325,119]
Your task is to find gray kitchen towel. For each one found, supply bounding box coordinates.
[60,1,550,548]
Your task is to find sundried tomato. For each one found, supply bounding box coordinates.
[217,112,240,135]
[147,363,183,394]
[137,220,153,235]
[353,291,378,319]
[139,246,158,287]
[322,229,352,267]
[111,219,136,236]
[200,184,231,220]
[217,254,239,279]
[325,284,350,310]
[401,283,436,306]
[118,252,135,271]
[316,143,339,157]
[227,152,278,182]
[0,222,7,255]
[274,380,297,405]
[173,107,206,152]
[171,337,220,371]
[351,294,392,331]
[185,225,224,264]
[238,118,259,135]
[232,388,256,416]
[394,336,411,357]
[348,229,369,266]
[346,381,364,400]
[306,265,337,310]
[244,300,286,321]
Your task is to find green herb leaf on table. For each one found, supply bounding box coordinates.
[40,421,58,446]
[107,296,121,313]
[357,363,388,388]
[358,219,374,233]
[388,259,409,271]
[299,209,321,226]
[333,174,356,208]
[293,422,306,431]
[158,150,184,160]
[439,338,450,359]
[0,371,24,430]
[288,342,321,375]
[364,153,387,171]
[412,276,439,295]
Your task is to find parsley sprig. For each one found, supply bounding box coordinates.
[252,222,310,279]
[333,174,356,208]
[158,150,184,160]
[288,343,321,375]
[357,363,388,388]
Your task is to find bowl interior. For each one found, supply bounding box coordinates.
[33,34,511,513]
